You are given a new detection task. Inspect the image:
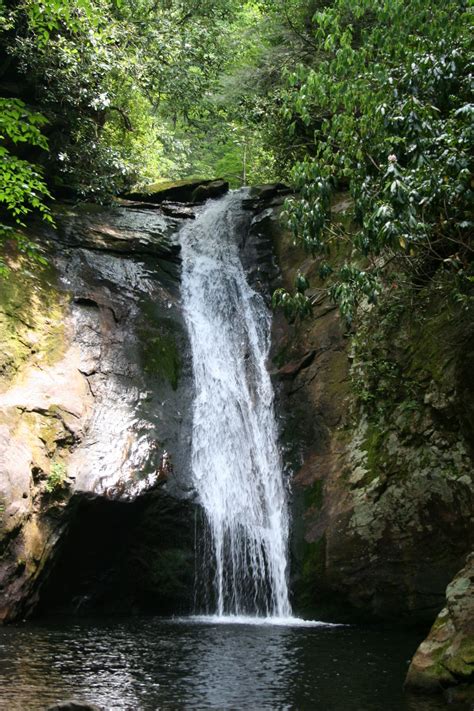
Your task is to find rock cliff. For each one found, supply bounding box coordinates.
[0,188,201,621]
[263,190,473,700]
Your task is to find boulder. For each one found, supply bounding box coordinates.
[242,182,292,211]
[405,553,474,695]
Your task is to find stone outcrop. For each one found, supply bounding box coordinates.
[266,193,474,626]
[405,553,474,701]
[124,178,229,204]
[0,201,195,621]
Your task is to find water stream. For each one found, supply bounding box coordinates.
[179,191,291,618]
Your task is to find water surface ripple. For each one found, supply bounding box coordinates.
[0,617,453,710]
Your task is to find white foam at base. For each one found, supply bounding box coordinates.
[176,615,343,628]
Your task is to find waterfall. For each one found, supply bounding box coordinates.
[179,191,291,619]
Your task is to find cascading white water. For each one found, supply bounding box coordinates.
[179,190,292,619]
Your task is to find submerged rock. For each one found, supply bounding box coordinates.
[242,182,292,211]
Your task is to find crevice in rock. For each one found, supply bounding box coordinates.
[73,297,100,309]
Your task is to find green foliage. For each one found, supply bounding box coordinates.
[0,98,48,148]
[0,150,51,224]
[2,0,471,313]
[5,0,144,197]
[1,0,265,208]
[144,3,278,186]
[272,271,312,320]
[18,0,99,44]
[45,460,67,493]
[0,0,283,226]
[0,98,53,255]
[262,0,473,320]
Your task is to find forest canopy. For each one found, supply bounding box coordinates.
[1,0,472,312]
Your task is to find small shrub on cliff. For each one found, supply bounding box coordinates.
[45,461,67,494]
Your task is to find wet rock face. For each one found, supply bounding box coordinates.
[47,703,103,711]
[405,553,474,699]
[49,204,194,498]
[239,184,290,300]
[0,201,195,621]
[268,192,474,625]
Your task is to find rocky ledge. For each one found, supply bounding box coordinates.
[123,177,229,204]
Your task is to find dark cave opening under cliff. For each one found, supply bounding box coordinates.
[36,491,196,618]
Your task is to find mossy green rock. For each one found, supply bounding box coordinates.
[124,178,229,204]
[406,554,474,696]
[0,252,67,380]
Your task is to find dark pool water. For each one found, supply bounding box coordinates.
[0,616,455,710]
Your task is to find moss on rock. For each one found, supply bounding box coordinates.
[304,480,324,512]
[0,248,68,384]
[138,318,181,390]
[295,536,327,616]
